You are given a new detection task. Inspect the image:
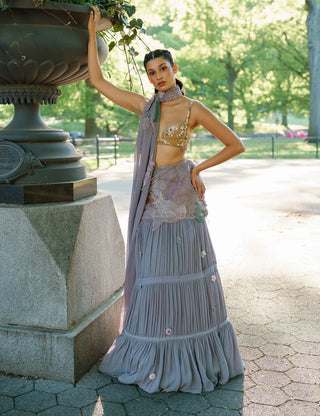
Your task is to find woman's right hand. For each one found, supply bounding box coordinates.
[88,6,100,35]
[191,166,206,199]
[87,5,147,117]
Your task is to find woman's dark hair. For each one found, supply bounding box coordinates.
[144,49,184,93]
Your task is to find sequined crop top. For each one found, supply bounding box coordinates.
[158,102,193,147]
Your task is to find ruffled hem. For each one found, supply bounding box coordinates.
[99,320,244,394]
[99,161,244,393]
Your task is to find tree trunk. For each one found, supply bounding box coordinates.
[105,122,113,137]
[282,111,288,127]
[84,79,104,138]
[306,0,320,138]
[245,114,254,129]
[225,52,238,130]
[85,117,103,138]
[227,97,234,130]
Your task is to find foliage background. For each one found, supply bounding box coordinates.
[0,0,309,138]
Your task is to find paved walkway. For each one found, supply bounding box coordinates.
[1,159,320,415]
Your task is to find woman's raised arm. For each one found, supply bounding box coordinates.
[88,7,147,118]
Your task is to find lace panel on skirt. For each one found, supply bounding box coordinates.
[141,159,208,230]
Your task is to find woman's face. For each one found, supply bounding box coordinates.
[145,57,178,92]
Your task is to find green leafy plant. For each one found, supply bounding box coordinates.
[31,0,146,53]
[1,0,145,50]
[48,0,148,90]
[87,0,148,90]
[0,0,148,89]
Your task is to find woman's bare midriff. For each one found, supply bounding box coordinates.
[155,144,187,167]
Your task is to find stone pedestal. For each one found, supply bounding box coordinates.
[0,192,125,383]
[0,177,97,204]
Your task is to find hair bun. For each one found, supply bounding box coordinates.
[176,79,184,94]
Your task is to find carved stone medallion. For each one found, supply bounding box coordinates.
[0,140,43,183]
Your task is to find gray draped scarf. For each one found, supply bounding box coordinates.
[120,85,183,330]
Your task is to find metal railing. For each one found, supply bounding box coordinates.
[80,135,119,167]
[74,134,319,168]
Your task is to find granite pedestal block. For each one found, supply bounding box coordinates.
[0,193,125,382]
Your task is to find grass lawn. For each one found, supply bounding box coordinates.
[188,137,318,160]
[80,140,135,170]
[81,136,318,171]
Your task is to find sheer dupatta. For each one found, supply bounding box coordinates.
[120,85,183,331]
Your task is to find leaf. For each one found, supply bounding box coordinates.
[125,37,131,46]
[122,3,136,17]
[120,14,129,26]
[128,19,136,28]
[128,18,143,29]
[129,46,138,57]
[9,40,20,48]
[108,41,116,52]
[112,22,122,32]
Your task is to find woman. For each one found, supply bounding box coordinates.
[88,7,245,394]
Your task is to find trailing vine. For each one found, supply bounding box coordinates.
[0,0,149,90]
[0,0,146,53]
[33,1,146,54]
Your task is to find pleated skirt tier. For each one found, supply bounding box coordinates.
[99,159,244,394]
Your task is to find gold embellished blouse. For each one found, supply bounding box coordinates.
[157,102,193,147]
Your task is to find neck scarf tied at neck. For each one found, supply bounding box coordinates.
[120,85,183,330]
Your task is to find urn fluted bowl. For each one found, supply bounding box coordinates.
[0,0,110,186]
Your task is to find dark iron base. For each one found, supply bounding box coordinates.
[0,177,97,205]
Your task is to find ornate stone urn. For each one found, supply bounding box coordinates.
[0,1,125,384]
[0,0,110,203]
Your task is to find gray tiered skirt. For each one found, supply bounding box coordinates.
[99,159,244,394]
